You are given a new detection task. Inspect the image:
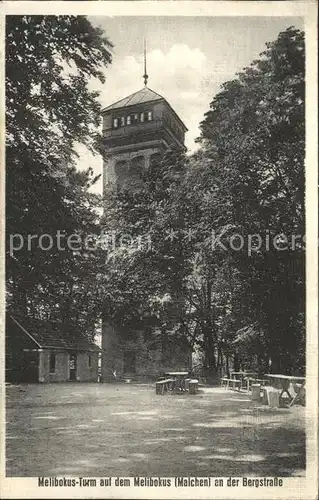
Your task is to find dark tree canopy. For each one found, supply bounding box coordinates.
[101,27,305,375]
[6,16,112,334]
[6,15,112,156]
[198,26,305,372]
[6,20,305,372]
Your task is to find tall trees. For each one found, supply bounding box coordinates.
[99,149,192,332]
[6,16,112,333]
[198,26,305,372]
[101,27,305,374]
[6,18,305,371]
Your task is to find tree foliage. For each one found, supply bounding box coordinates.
[6,15,112,334]
[198,26,305,373]
[7,20,305,372]
[101,27,305,375]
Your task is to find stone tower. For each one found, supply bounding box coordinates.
[101,78,190,381]
[101,86,187,191]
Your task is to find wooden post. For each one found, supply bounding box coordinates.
[156,382,163,395]
[189,380,198,395]
[251,383,261,401]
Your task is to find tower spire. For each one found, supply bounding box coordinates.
[143,39,148,87]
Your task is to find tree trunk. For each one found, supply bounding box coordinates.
[204,279,217,374]
[233,354,240,372]
[226,354,230,378]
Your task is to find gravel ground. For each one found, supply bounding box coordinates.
[6,383,305,477]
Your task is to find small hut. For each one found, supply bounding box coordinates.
[5,314,101,383]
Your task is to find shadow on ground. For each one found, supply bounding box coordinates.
[6,383,305,477]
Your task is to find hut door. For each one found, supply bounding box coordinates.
[22,351,39,383]
[69,353,77,381]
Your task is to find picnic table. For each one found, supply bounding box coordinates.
[231,371,258,390]
[165,371,189,392]
[264,374,306,406]
[246,376,268,391]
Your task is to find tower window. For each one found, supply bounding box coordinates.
[147,111,153,121]
[126,115,131,125]
[113,118,118,128]
[120,116,125,126]
[140,112,144,122]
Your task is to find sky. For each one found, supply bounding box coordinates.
[76,16,303,194]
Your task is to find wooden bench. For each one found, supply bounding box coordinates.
[229,379,241,391]
[246,377,267,391]
[261,386,280,406]
[221,377,230,389]
[250,378,267,385]
[221,378,241,391]
[155,378,173,395]
[261,383,305,407]
[290,383,306,407]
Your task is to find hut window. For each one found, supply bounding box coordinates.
[133,113,139,123]
[49,353,56,373]
[147,110,153,121]
[113,118,118,128]
[140,112,144,122]
[88,355,92,368]
[120,116,125,126]
[126,115,131,125]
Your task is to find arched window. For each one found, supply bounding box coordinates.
[150,152,161,167]
[130,156,145,176]
[115,160,129,187]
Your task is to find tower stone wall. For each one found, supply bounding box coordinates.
[101,86,190,380]
[103,147,162,190]
[101,321,192,381]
